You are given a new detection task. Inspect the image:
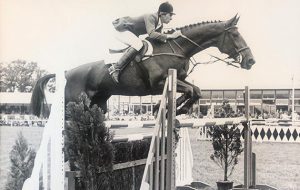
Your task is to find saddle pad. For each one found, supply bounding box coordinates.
[108,40,153,56]
[142,40,153,59]
[105,40,153,64]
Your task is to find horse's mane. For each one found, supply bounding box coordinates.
[164,20,223,34]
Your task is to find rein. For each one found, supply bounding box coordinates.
[178,25,250,75]
[144,25,249,76]
[145,52,185,58]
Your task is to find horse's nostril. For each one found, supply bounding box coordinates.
[248,58,255,65]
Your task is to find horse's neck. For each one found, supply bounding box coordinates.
[176,23,225,57]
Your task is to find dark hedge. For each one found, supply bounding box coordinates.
[73,138,153,190]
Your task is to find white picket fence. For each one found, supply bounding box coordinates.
[196,119,300,143]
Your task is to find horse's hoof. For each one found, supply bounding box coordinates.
[176,107,189,115]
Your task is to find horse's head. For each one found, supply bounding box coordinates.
[217,15,255,70]
[177,15,255,70]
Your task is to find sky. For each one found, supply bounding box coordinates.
[1,0,300,89]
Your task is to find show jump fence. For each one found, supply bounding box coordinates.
[22,68,259,190]
[140,69,178,190]
[65,69,192,190]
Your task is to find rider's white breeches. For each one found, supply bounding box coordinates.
[114,30,143,51]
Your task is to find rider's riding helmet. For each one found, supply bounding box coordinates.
[158,2,175,15]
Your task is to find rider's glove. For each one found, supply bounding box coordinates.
[167,30,182,39]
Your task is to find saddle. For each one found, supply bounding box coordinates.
[109,40,151,63]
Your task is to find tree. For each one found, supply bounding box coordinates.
[1,60,47,92]
[65,93,114,189]
[208,99,243,182]
[0,62,5,91]
[209,124,243,181]
[216,99,235,118]
[5,132,36,190]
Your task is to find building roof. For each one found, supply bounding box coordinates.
[1,88,299,105]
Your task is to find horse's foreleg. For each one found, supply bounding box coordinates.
[175,80,196,115]
[153,94,189,117]
[176,80,194,97]
[153,79,195,116]
[176,98,198,115]
[176,94,188,107]
[176,81,201,115]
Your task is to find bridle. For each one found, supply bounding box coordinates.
[179,25,249,59]
[220,26,250,59]
[171,25,250,75]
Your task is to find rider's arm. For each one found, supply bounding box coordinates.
[144,14,168,42]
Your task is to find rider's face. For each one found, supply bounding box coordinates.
[160,13,173,24]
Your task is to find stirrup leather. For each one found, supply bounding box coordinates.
[108,65,120,75]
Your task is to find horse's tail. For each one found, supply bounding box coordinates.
[31,74,56,117]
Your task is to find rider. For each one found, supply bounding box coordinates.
[108,2,182,84]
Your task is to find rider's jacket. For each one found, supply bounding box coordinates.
[112,13,167,42]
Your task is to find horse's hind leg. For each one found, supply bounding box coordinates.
[90,94,111,114]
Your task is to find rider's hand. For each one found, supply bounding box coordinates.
[167,30,182,39]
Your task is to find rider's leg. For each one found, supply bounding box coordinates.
[109,30,143,83]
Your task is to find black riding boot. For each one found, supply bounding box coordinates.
[108,47,139,84]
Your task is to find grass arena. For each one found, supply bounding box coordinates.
[1,119,299,190]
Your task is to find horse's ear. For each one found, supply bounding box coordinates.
[235,15,240,24]
[227,14,240,26]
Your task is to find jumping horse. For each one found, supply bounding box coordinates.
[31,15,255,117]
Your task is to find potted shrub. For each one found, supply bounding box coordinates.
[208,100,243,190]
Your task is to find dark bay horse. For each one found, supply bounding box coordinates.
[31,15,255,117]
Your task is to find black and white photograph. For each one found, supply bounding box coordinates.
[1,0,300,189]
